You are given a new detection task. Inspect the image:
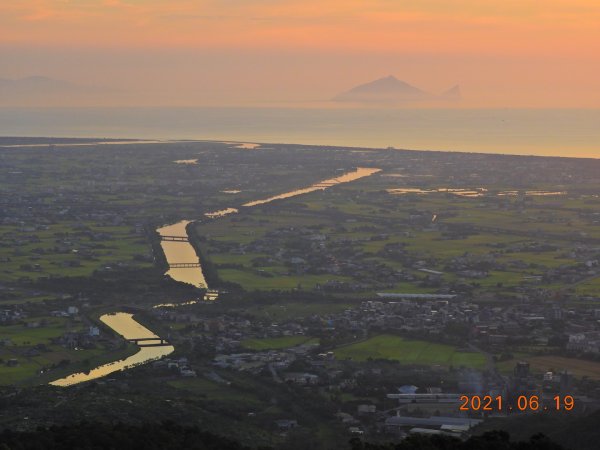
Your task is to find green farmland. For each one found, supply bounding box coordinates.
[334,334,486,369]
[192,175,600,297]
[0,222,153,283]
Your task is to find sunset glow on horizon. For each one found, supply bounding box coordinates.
[2,0,600,107]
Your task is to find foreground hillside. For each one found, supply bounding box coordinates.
[0,423,564,450]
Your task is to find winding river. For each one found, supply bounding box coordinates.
[157,220,208,289]
[49,313,174,387]
[242,167,381,206]
[49,166,380,386]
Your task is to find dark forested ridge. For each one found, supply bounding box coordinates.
[0,422,257,450]
[0,424,565,450]
[350,431,564,450]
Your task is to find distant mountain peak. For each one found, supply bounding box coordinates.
[374,75,410,85]
[333,76,426,102]
[442,84,461,99]
[332,76,461,104]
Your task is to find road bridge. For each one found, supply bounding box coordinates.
[160,235,189,242]
[169,262,201,268]
[127,337,171,347]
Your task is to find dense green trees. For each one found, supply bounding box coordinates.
[0,422,259,450]
[0,424,565,450]
[350,431,564,450]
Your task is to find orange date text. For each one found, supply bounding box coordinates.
[459,395,574,412]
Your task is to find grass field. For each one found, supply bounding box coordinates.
[241,336,319,350]
[1,317,78,345]
[217,268,353,291]
[0,360,41,385]
[575,276,600,296]
[334,334,486,369]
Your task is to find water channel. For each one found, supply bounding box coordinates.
[49,313,174,387]
[387,187,566,197]
[50,166,381,386]
[157,220,208,289]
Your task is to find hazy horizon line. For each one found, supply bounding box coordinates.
[1,135,598,161]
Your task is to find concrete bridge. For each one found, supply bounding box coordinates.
[169,262,201,268]
[160,235,189,242]
[127,337,171,347]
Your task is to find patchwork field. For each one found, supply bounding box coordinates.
[1,317,76,345]
[0,222,153,283]
[192,172,600,297]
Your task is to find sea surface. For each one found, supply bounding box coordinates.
[1,107,599,158]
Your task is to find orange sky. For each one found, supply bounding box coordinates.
[2,0,600,106]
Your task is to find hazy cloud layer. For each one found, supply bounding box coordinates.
[1,1,599,106]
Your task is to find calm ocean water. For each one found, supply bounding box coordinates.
[1,107,598,158]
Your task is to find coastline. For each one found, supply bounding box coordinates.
[1,107,599,159]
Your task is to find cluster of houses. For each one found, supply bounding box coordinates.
[204,225,423,291]
[143,292,600,438]
[153,294,600,389]
[0,307,24,324]
[567,332,600,355]
[202,214,600,295]
[50,305,80,317]
[153,356,197,377]
[213,351,294,374]
[310,298,600,355]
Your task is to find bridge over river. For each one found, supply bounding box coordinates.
[49,313,174,387]
[169,262,201,268]
[160,235,189,242]
[127,337,171,347]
